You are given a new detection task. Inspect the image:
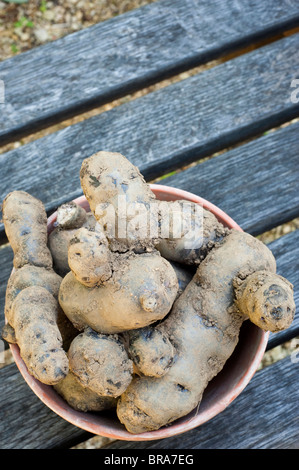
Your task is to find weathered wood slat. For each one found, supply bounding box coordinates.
[0,244,13,347]
[267,230,299,349]
[0,34,298,241]
[0,363,92,449]
[1,354,297,449]
[104,356,299,449]
[0,0,299,144]
[162,121,299,237]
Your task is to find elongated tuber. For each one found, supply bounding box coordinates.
[11,286,69,384]
[2,191,69,385]
[2,191,53,269]
[116,230,291,433]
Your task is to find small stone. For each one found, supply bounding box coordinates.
[43,10,55,22]
[34,27,49,43]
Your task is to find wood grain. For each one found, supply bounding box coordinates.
[0,363,92,449]
[0,0,299,144]
[162,121,299,236]
[105,356,299,449]
[0,34,298,241]
[1,354,297,449]
[267,230,299,349]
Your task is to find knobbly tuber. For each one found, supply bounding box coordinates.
[68,227,112,287]
[80,151,156,253]
[11,286,69,384]
[54,370,117,412]
[234,270,295,332]
[48,204,96,276]
[55,201,87,230]
[157,199,230,265]
[2,191,69,385]
[116,231,280,433]
[2,152,296,435]
[59,249,178,333]
[2,190,53,270]
[126,327,175,378]
[68,328,133,397]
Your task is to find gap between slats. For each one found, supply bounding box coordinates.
[1,26,298,156]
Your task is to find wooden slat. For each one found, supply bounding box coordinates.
[0,244,13,348]
[0,0,299,145]
[162,122,299,236]
[2,354,297,449]
[267,230,299,349]
[104,356,299,449]
[0,34,298,240]
[0,362,92,449]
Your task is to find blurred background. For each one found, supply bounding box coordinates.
[0,0,156,61]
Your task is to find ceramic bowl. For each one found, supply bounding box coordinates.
[8,184,269,441]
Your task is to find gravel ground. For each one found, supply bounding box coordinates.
[0,0,156,61]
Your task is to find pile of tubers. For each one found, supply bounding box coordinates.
[2,151,296,434]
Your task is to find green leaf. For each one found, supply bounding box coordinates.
[11,43,19,54]
[158,170,178,180]
[39,0,47,12]
[14,16,34,28]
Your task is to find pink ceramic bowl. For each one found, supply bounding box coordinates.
[8,185,269,441]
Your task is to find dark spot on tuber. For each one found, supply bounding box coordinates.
[38,353,50,362]
[54,366,67,378]
[176,384,189,393]
[141,329,154,340]
[121,183,128,193]
[89,175,101,187]
[133,353,140,364]
[270,307,283,320]
[107,379,122,389]
[69,237,80,245]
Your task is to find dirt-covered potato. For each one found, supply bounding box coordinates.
[59,251,178,334]
[54,370,117,412]
[3,154,295,436]
[68,328,133,397]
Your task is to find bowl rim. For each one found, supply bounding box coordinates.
[8,184,269,441]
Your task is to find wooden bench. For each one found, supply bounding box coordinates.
[0,0,299,449]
